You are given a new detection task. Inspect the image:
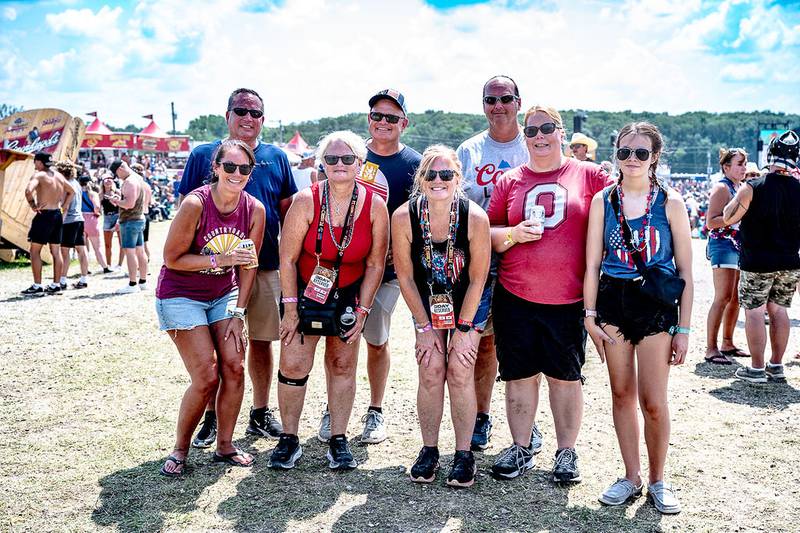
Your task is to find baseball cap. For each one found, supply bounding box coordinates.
[109,160,123,175]
[368,89,407,115]
[34,152,53,166]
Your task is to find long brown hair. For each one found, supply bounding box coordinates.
[210,139,256,183]
[718,147,747,174]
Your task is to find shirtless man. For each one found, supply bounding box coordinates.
[22,152,73,295]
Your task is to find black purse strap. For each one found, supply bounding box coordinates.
[609,186,649,278]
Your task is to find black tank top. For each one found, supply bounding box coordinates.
[409,196,471,319]
[739,173,800,272]
[102,197,118,215]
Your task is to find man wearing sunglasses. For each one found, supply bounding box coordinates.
[177,87,297,446]
[456,75,530,453]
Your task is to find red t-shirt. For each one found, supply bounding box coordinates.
[487,158,609,304]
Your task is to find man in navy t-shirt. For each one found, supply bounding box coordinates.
[178,88,297,446]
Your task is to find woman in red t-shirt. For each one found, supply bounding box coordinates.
[271,131,389,471]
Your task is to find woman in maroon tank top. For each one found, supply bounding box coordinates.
[156,140,266,477]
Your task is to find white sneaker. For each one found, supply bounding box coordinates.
[138,282,148,291]
[116,284,139,294]
[317,409,331,443]
[361,409,387,444]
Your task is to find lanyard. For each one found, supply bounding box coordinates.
[420,195,459,295]
[316,181,359,268]
[617,184,655,253]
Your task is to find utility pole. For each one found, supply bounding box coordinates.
[171,102,177,134]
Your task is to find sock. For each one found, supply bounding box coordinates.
[330,434,346,442]
[129,281,137,287]
[204,410,216,420]
[251,406,266,419]
[33,283,42,289]
[476,412,490,422]
[751,365,766,371]
[60,276,67,284]
[138,278,147,284]
[367,406,382,414]
[79,276,87,283]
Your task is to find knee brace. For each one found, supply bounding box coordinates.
[277,370,309,387]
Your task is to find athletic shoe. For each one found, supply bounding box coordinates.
[766,363,786,383]
[246,407,282,438]
[599,477,644,506]
[45,284,61,294]
[530,422,543,455]
[553,447,582,483]
[268,434,302,470]
[361,409,387,444]
[734,366,768,384]
[72,281,88,289]
[648,481,681,514]
[138,281,148,291]
[103,267,113,274]
[21,285,44,295]
[409,446,440,483]
[116,284,139,294]
[470,413,492,451]
[59,281,67,290]
[447,450,476,488]
[317,409,331,443]
[491,444,534,480]
[191,411,217,448]
[327,436,357,470]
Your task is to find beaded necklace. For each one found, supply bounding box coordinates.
[617,183,655,253]
[419,195,459,295]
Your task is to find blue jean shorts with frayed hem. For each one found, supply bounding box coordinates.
[155,289,239,331]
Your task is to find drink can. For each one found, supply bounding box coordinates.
[529,205,545,225]
[237,238,258,269]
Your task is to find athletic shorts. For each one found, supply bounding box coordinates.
[103,213,119,231]
[120,219,145,249]
[596,275,678,345]
[247,269,281,341]
[739,269,800,309]
[155,289,238,331]
[28,209,63,245]
[61,221,85,248]
[706,238,739,269]
[83,213,101,238]
[492,282,586,382]
[143,217,150,243]
[363,279,401,346]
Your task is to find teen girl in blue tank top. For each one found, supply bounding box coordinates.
[583,122,694,515]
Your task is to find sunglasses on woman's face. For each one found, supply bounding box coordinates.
[231,107,264,119]
[483,94,517,106]
[369,111,403,124]
[616,147,651,162]
[425,169,456,181]
[323,154,357,165]
[220,162,254,175]
[523,123,558,138]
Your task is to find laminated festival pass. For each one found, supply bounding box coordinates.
[429,293,455,329]
[304,265,337,303]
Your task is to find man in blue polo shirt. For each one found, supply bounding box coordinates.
[178,87,297,447]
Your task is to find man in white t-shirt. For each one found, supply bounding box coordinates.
[456,75,533,453]
[291,150,317,191]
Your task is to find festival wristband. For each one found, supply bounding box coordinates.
[415,321,433,333]
[669,326,691,336]
[355,305,371,316]
[503,230,515,246]
[584,309,597,318]
[281,297,298,304]
[209,254,218,269]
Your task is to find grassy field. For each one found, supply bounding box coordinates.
[1,220,799,532]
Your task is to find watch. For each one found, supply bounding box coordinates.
[456,318,473,333]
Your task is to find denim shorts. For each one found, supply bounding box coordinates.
[706,238,739,269]
[120,218,146,248]
[473,278,494,332]
[103,212,119,231]
[155,289,239,331]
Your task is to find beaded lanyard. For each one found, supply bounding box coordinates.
[419,195,459,296]
[617,184,655,253]
[320,181,358,259]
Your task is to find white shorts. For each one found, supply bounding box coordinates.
[362,279,401,346]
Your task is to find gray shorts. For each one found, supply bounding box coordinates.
[363,279,401,346]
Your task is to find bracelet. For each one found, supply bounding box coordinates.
[281,297,298,303]
[415,321,433,333]
[209,254,218,269]
[503,230,515,246]
[355,305,371,316]
[457,318,473,327]
[584,309,597,318]
[669,326,691,336]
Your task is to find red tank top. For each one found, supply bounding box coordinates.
[298,181,374,288]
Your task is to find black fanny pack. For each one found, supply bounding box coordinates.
[297,280,360,339]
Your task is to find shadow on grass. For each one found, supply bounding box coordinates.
[708,380,800,409]
[71,292,127,301]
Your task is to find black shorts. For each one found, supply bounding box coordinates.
[596,275,678,345]
[61,221,85,248]
[492,282,586,382]
[28,209,63,245]
[143,217,150,242]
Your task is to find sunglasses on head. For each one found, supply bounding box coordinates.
[231,107,264,119]
[616,147,651,161]
[323,154,357,165]
[369,111,403,124]
[220,162,253,175]
[523,123,557,137]
[483,94,517,106]
[425,169,456,181]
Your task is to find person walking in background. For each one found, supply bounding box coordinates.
[79,174,112,274]
[101,173,125,272]
[56,161,90,290]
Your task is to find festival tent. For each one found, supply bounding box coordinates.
[286,131,310,154]
[81,112,135,150]
[136,115,190,152]
[279,146,301,164]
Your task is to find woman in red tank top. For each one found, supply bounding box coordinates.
[271,131,389,471]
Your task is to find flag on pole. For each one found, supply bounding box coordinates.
[86,111,97,117]
[142,114,153,120]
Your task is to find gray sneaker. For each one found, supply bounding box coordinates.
[530,422,543,455]
[599,477,644,506]
[735,366,768,383]
[317,409,331,443]
[361,410,387,444]
[766,363,786,382]
[648,481,681,514]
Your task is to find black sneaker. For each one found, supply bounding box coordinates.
[60,281,67,290]
[447,450,476,488]
[246,407,283,438]
[268,434,303,470]
[409,446,440,483]
[327,436,357,470]
[191,411,217,448]
[21,285,44,295]
[553,447,582,483]
[72,281,88,289]
[45,284,61,294]
[470,413,492,451]
[491,444,534,480]
[103,267,113,274]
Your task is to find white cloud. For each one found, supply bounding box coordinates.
[45,5,123,37]
[3,7,17,21]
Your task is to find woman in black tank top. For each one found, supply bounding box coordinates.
[392,145,490,488]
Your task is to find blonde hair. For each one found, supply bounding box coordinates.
[410,144,464,198]
[523,105,564,130]
[316,130,367,165]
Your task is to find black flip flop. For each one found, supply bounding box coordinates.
[213,448,253,467]
[720,348,749,358]
[704,353,732,365]
[159,455,186,477]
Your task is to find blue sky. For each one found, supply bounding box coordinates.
[1,0,798,130]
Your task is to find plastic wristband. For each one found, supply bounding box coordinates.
[415,321,433,333]
[281,297,298,304]
[457,318,473,328]
[355,305,371,316]
[669,326,691,336]
[584,309,597,318]
[503,230,515,246]
[209,254,218,269]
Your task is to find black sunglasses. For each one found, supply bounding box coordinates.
[220,162,253,175]
[523,123,557,137]
[323,154,357,165]
[425,169,456,181]
[617,147,651,161]
[483,94,517,106]
[369,111,403,124]
[231,107,264,119]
